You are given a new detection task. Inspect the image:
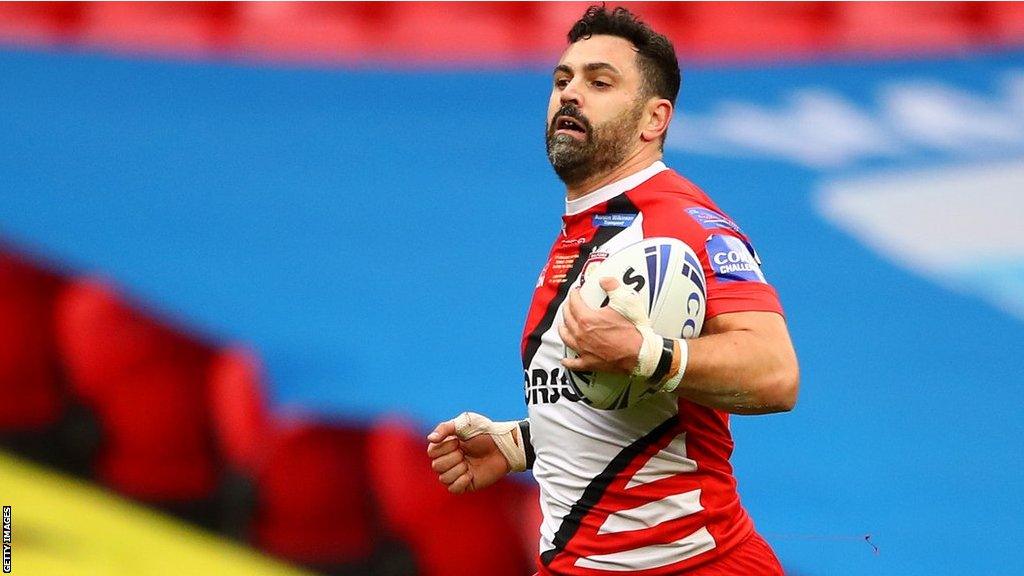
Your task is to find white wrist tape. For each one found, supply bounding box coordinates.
[603,277,689,391]
[452,412,527,473]
[632,326,663,380]
[603,280,662,380]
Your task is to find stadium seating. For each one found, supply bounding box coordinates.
[54,278,220,519]
[367,417,531,576]
[208,348,376,571]
[3,2,1023,64]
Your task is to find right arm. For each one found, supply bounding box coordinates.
[426,412,531,494]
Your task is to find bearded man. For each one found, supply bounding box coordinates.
[427,6,799,575]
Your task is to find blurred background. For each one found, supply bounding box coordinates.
[1,2,1023,575]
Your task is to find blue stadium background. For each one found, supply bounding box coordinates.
[1,3,1023,575]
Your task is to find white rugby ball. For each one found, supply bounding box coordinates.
[566,237,707,410]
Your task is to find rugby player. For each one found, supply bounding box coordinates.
[427,6,799,575]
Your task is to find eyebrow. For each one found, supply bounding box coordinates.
[553,62,622,76]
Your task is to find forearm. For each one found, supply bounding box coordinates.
[559,284,799,415]
[676,328,799,414]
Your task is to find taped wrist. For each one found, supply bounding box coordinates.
[632,336,689,393]
[630,324,663,380]
[453,412,529,473]
[602,278,688,394]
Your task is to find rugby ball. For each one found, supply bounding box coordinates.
[566,237,707,410]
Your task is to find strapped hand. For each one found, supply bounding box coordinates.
[599,277,665,381]
[426,412,526,494]
[560,277,687,392]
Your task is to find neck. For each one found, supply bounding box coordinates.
[565,147,663,202]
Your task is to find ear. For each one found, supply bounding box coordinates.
[640,98,673,143]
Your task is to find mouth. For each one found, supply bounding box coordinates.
[553,115,587,141]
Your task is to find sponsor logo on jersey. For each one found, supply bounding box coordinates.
[592,213,637,228]
[550,251,582,286]
[685,207,742,233]
[706,235,766,283]
[524,367,590,405]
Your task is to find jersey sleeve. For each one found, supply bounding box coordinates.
[639,199,784,320]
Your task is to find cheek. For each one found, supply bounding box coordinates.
[594,100,635,129]
[547,94,561,122]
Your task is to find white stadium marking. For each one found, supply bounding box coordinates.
[668,71,1024,169]
[818,160,1024,320]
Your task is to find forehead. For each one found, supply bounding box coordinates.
[557,35,640,77]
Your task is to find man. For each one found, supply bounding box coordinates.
[427,6,799,575]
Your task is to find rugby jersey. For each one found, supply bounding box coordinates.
[522,161,783,575]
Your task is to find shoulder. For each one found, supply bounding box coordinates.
[626,169,745,243]
[626,171,784,318]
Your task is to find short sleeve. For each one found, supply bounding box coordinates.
[641,200,784,320]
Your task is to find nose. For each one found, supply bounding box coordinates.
[560,78,583,108]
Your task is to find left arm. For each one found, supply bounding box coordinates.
[559,278,799,415]
[673,310,798,414]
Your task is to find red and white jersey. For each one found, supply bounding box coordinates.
[521,161,783,575]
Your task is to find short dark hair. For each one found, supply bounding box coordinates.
[567,5,681,106]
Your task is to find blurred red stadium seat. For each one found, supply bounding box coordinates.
[254,422,375,565]
[674,2,830,61]
[0,2,83,46]
[0,250,66,432]
[54,278,218,503]
[234,2,383,63]
[528,2,613,61]
[529,2,828,64]
[524,2,688,64]
[376,2,528,65]
[834,2,979,54]
[367,417,531,576]
[208,347,269,474]
[515,480,543,569]
[985,2,1024,46]
[208,347,375,568]
[77,1,237,56]
[97,359,219,500]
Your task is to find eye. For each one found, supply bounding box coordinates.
[591,80,611,89]
[555,78,570,89]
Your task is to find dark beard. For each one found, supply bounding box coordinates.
[546,102,644,188]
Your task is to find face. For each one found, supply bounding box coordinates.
[546,35,649,187]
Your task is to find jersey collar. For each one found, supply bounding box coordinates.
[564,160,668,216]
